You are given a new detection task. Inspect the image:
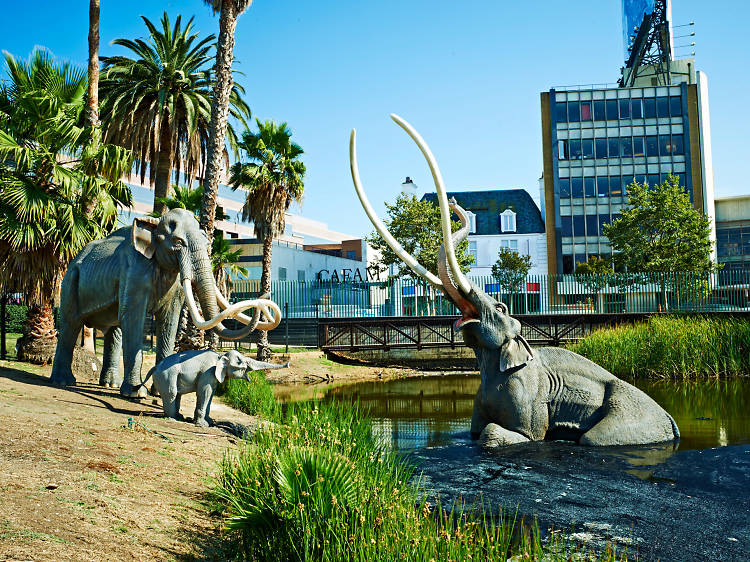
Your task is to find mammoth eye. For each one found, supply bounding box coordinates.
[172,236,186,248]
[495,302,509,314]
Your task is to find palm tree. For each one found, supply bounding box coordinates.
[0,49,132,363]
[229,120,305,360]
[212,233,248,298]
[100,12,250,216]
[87,0,100,128]
[199,0,254,246]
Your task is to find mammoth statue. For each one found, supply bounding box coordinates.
[350,114,679,447]
[50,208,280,398]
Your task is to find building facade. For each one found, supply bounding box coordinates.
[421,189,547,277]
[715,195,750,274]
[540,71,715,275]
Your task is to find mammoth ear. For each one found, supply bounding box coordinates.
[132,216,159,259]
[214,353,229,384]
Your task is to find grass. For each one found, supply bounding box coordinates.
[216,378,627,561]
[569,315,750,378]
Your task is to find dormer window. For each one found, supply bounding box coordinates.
[466,211,477,234]
[501,209,516,233]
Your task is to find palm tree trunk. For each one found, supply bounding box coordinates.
[257,233,273,361]
[153,120,173,216]
[17,303,57,365]
[87,0,100,129]
[200,0,238,246]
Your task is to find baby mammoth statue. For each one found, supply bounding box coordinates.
[140,349,288,427]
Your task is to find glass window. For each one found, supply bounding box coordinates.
[558,140,568,160]
[563,254,574,274]
[555,102,567,123]
[575,253,588,267]
[647,174,660,187]
[645,135,659,156]
[622,176,636,194]
[643,97,656,118]
[582,139,594,159]
[656,97,669,118]
[593,100,606,121]
[608,138,620,158]
[618,99,630,119]
[659,134,672,155]
[567,102,580,122]
[586,215,598,236]
[561,216,573,237]
[278,267,287,280]
[584,177,596,198]
[606,99,619,120]
[298,270,306,282]
[595,138,608,159]
[669,96,682,117]
[671,134,684,155]
[599,214,612,234]
[675,172,686,187]
[631,98,643,118]
[573,216,585,237]
[632,136,645,156]
[467,211,477,233]
[559,178,571,198]
[580,102,592,121]
[620,136,633,157]
[571,177,584,198]
[501,211,516,232]
[569,139,582,159]
[597,176,609,197]
[609,176,622,197]
[468,241,478,262]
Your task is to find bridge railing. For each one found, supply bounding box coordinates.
[229,270,750,319]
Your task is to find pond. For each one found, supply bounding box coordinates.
[278,375,750,561]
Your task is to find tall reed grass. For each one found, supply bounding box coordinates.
[216,380,627,561]
[569,315,750,378]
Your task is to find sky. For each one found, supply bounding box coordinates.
[2,0,748,238]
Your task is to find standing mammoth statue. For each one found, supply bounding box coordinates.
[350,114,679,447]
[50,208,281,397]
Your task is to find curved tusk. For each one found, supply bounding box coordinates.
[183,279,281,331]
[390,114,472,295]
[214,287,281,331]
[349,129,443,289]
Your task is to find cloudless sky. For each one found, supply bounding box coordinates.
[2,1,747,237]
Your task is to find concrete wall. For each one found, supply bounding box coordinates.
[467,233,548,277]
[716,196,750,223]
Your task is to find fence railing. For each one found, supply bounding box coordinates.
[229,270,750,319]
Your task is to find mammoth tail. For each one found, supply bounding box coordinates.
[134,366,156,390]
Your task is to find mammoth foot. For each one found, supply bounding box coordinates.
[119,382,148,399]
[50,370,76,387]
[479,423,530,448]
[194,417,211,428]
[99,371,122,389]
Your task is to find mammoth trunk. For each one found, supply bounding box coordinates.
[190,244,220,326]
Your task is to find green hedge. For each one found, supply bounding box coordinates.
[5,305,28,333]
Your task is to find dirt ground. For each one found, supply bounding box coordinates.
[0,351,412,561]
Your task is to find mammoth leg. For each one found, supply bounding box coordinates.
[194,373,216,427]
[99,326,122,388]
[119,292,149,398]
[50,268,81,387]
[470,395,488,439]
[151,290,183,396]
[479,423,530,448]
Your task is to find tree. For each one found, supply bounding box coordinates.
[366,193,473,315]
[87,0,100,129]
[0,49,132,362]
[99,12,250,215]
[491,248,532,313]
[212,233,248,298]
[229,120,305,360]
[200,0,254,247]
[574,255,613,312]
[604,175,718,310]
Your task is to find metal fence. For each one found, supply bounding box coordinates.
[230,270,750,319]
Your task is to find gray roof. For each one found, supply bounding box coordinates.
[421,189,545,235]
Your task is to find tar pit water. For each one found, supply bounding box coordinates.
[286,375,750,561]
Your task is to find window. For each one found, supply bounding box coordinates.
[573,216,585,237]
[555,102,567,123]
[669,95,682,117]
[618,99,630,119]
[298,270,306,282]
[500,239,518,251]
[620,136,633,157]
[563,254,574,274]
[645,135,659,156]
[656,97,669,118]
[278,267,287,281]
[608,138,620,158]
[586,215,598,236]
[597,176,609,197]
[561,216,573,237]
[671,134,684,154]
[659,134,672,155]
[582,139,594,159]
[580,101,592,121]
[631,98,643,118]
[647,173,660,186]
[593,100,606,121]
[598,214,611,233]
[605,99,619,120]
[567,102,580,122]
[595,138,608,159]
[569,139,582,159]
[584,177,596,198]
[609,176,623,197]
[468,241,478,263]
[571,177,583,198]
[466,211,477,234]
[643,97,656,118]
[633,136,645,157]
[559,178,571,198]
[501,210,516,232]
[558,140,569,160]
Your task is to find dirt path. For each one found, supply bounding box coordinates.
[0,359,260,561]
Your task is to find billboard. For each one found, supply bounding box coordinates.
[622,0,655,61]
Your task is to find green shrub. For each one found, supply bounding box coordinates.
[220,370,280,420]
[5,305,28,333]
[569,315,750,378]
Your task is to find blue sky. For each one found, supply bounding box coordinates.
[2,1,747,238]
